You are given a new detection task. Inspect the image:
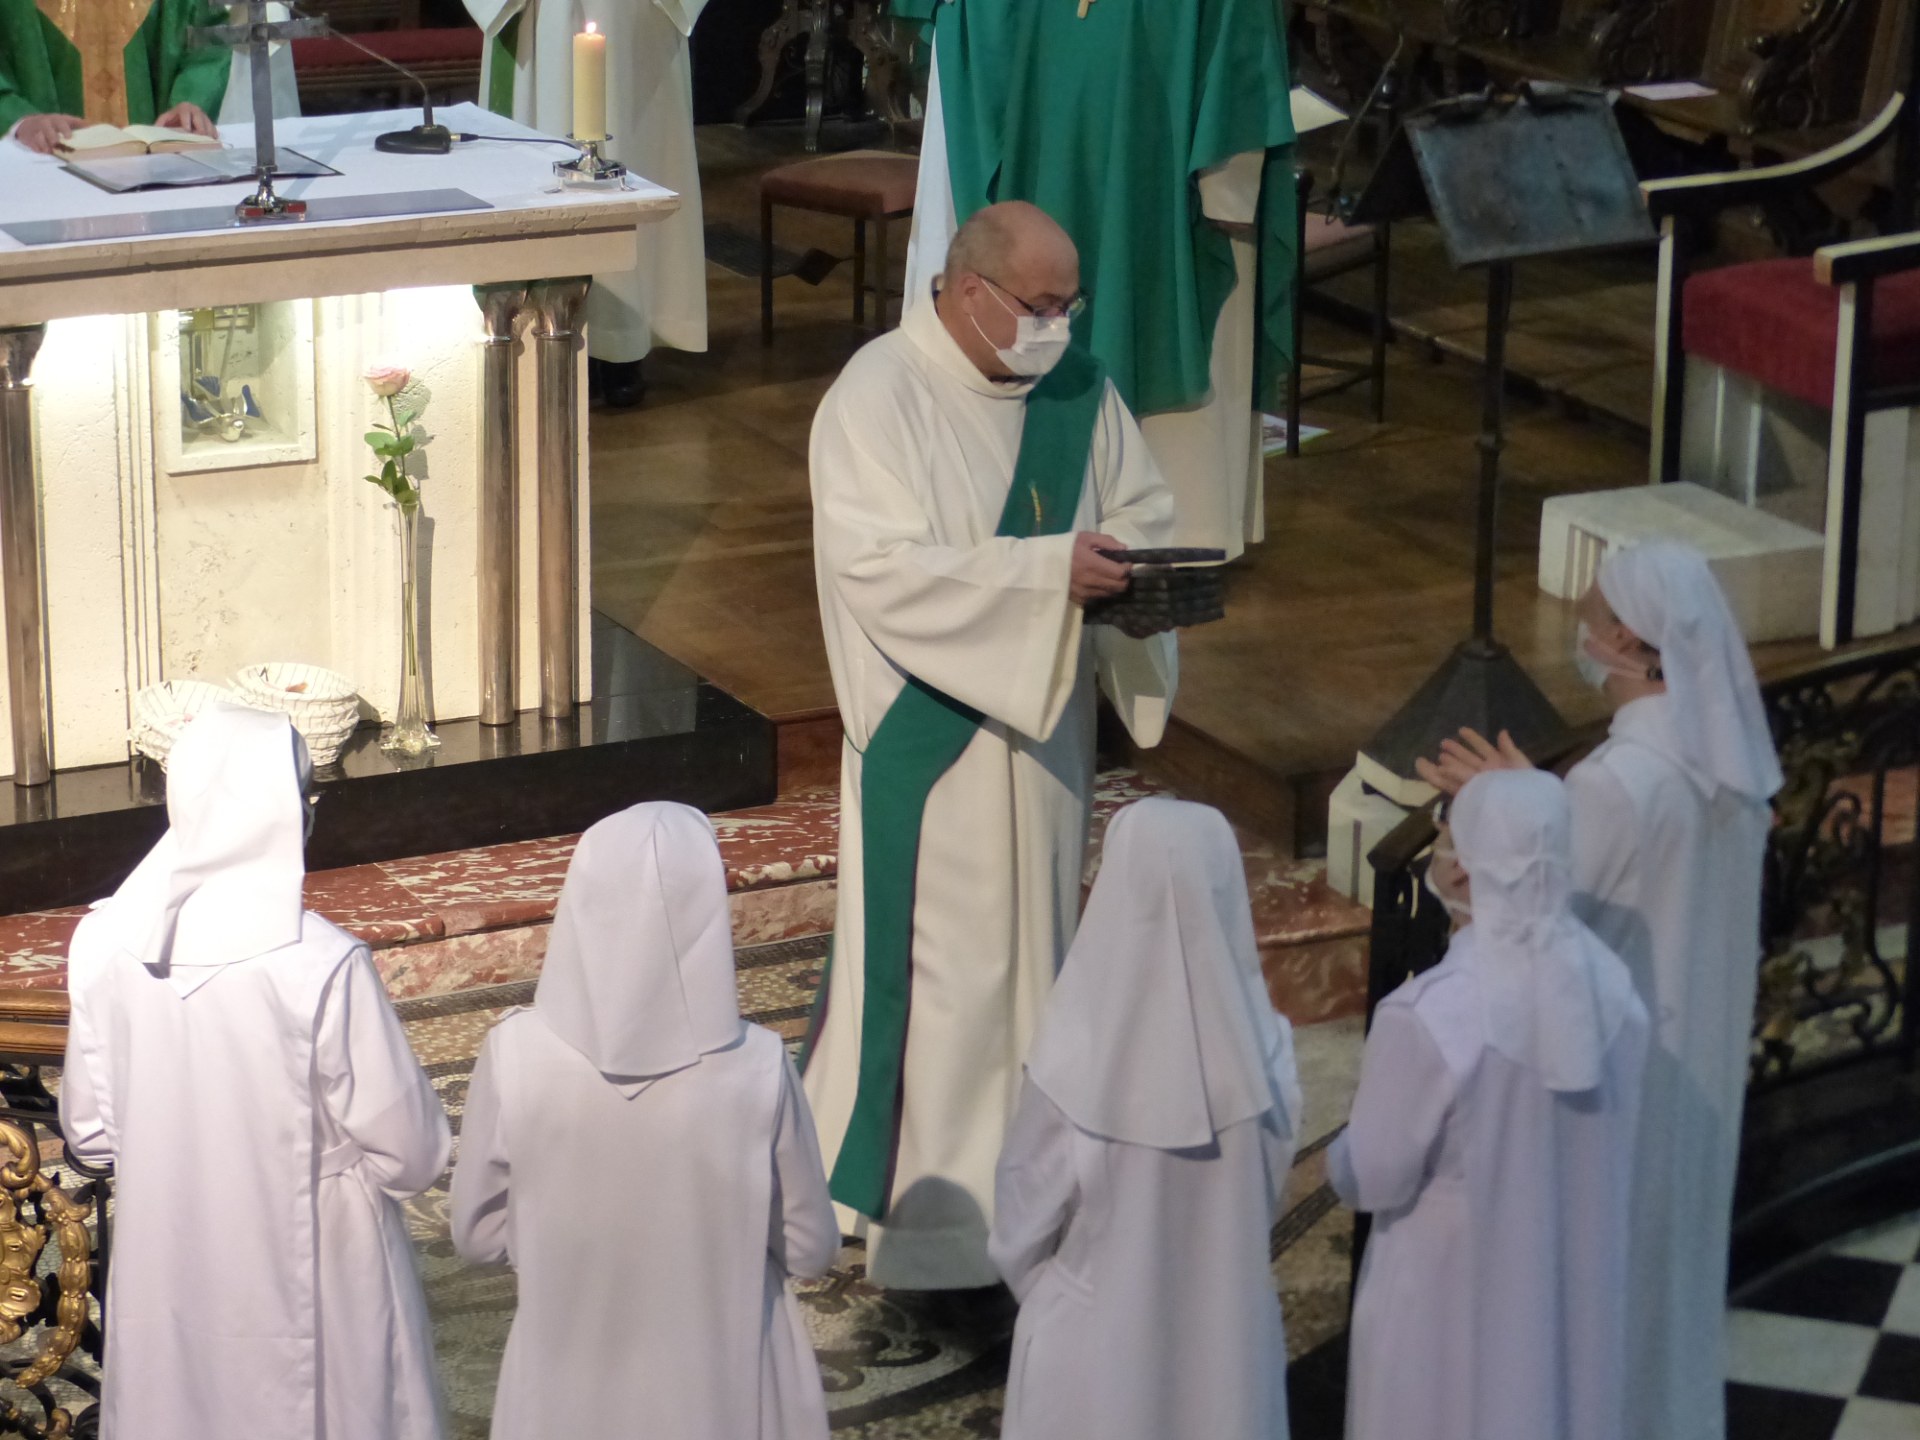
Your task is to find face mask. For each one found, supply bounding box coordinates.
[1423,839,1472,920]
[971,284,1073,378]
[1574,620,1659,692]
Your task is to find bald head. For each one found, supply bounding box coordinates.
[943,201,1078,293]
[935,201,1081,380]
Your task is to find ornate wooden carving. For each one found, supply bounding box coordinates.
[1443,0,1529,42]
[1714,0,1881,132]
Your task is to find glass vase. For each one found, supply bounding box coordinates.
[381,502,439,756]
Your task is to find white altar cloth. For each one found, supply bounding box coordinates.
[0,105,677,325]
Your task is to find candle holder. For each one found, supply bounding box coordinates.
[554,136,627,190]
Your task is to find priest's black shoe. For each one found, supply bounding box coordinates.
[601,359,646,410]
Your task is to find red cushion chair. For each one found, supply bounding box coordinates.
[760,151,919,343]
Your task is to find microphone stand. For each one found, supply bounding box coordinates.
[285,2,454,154]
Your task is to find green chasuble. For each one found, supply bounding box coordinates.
[125,0,231,125]
[898,0,1299,418]
[815,345,1107,1222]
[0,0,82,132]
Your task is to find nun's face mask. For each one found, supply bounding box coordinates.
[1424,822,1473,926]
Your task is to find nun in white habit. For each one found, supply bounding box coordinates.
[1329,769,1649,1440]
[1419,540,1782,1440]
[449,802,837,1440]
[989,797,1302,1440]
[59,703,450,1440]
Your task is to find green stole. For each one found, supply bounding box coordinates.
[124,0,231,125]
[486,11,523,117]
[0,0,82,132]
[820,345,1107,1222]
[893,0,1298,418]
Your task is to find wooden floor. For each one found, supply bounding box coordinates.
[587,122,1881,845]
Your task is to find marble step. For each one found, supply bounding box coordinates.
[0,772,1372,1023]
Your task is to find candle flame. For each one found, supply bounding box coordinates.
[584,20,597,33]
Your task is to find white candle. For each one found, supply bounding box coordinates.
[572,22,607,142]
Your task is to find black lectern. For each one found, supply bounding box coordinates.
[1344,84,1655,798]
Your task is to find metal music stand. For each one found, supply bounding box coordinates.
[1344,83,1655,798]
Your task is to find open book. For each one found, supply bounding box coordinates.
[56,124,223,160]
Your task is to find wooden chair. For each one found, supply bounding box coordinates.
[1286,168,1390,458]
[760,151,918,343]
[1643,92,1920,647]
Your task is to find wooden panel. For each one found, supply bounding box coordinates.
[1704,0,1890,131]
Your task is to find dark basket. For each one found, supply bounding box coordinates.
[1085,548,1228,635]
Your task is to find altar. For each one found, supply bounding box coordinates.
[0,102,674,788]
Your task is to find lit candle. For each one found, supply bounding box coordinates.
[572,21,607,142]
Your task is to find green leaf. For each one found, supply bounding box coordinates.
[391,436,416,457]
[364,429,394,449]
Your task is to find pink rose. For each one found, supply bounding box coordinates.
[364,364,411,398]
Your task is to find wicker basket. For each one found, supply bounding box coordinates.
[130,680,242,770]
[232,663,362,768]
[1085,547,1229,636]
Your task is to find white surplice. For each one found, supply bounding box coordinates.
[58,705,449,1440]
[805,297,1178,1288]
[467,0,708,361]
[903,48,1264,557]
[449,804,837,1440]
[1329,950,1647,1440]
[992,799,1301,1440]
[1568,695,1771,1440]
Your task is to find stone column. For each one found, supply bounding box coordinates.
[474,284,528,726]
[529,278,591,721]
[0,326,48,787]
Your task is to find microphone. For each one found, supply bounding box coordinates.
[287,2,453,154]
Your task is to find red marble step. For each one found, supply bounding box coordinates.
[0,772,1372,1021]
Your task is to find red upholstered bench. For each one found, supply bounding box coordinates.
[1641,93,1920,648]
[291,27,483,107]
[760,150,919,343]
[1684,259,1920,412]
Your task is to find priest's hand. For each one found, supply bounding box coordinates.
[156,102,217,138]
[1071,532,1132,607]
[1413,727,1534,796]
[12,113,84,155]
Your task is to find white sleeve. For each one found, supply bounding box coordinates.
[448,1031,511,1266]
[56,982,114,1170]
[812,386,1085,741]
[1091,384,1179,745]
[1326,1003,1454,1215]
[988,1081,1079,1301]
[315,949,451,1200]
[1567,761,1640,918]
[769,1054,838,1280]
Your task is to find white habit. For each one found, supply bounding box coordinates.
[467,0,708,360]
[991,799,1302,1440]
[904,48,1264,557]
[1330,769,1649,1440]
[805,297,1178,1288]
[216,3,301,127]
[59,705,449,1440]
[449,803,836,1440]
[1565,542,1782,1440]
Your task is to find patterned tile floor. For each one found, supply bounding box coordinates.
[393,949,1366,1439]
[1727,1215,1920,1440]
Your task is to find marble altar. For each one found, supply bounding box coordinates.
[0,103,677,784]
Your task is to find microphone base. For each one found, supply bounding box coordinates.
[375,125,454,155]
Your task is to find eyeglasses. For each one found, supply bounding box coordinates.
[979,273,1088,321]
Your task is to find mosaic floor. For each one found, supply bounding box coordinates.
[392,950,1368,1440]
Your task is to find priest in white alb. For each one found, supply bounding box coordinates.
[59,704,450,1440]
[466,0,708,407]
[1420,541,1783,1440]
[804,200,1179,1289]
[1332,770,1648,1440]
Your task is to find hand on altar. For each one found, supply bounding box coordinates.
[12,113,84,155]
[156,102,217,138]
[1071,532,1132,607]
[1413,727,1534,796]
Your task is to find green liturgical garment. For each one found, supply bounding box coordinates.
[897,0,1298,418]
[125,0,231,125]
[0,0,83,132]
[808,345,1107,1222]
